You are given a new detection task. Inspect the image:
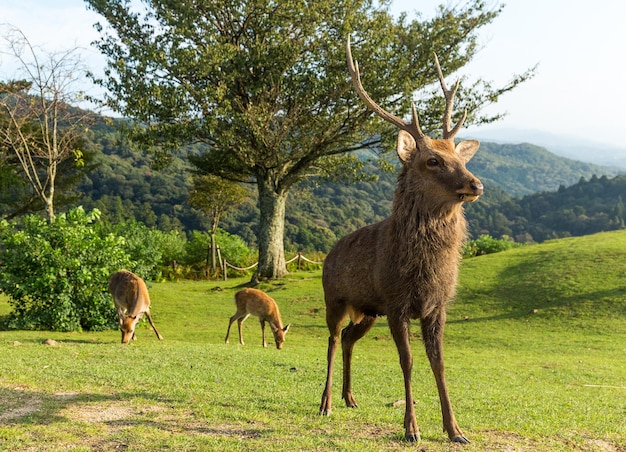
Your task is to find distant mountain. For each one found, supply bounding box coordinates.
[466,141,621,197]
[71,119,626,251]
[464,128,626,169]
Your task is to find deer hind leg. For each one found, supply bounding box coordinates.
[143,310,164,340]
[320,302,348,416]
[388,314,420,442]
[421,314,469,444]
[341,315,376,408]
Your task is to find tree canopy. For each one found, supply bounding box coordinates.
[86,0,532,280]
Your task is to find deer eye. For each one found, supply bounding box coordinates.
[426,158,439,167]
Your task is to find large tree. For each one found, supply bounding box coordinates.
[86,0,532,281]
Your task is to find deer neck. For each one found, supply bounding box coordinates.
[390,173,466,268]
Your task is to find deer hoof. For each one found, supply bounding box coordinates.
[404,432,420,442]
[451,435,470,444]
[319,408,331,416]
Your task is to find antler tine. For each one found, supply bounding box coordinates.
[433,53,467,139]
[347,36,425,139]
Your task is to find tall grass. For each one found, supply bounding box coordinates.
[0,231,625,451]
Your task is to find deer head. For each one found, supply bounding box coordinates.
[346,37,483,206]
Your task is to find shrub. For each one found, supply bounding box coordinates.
[0,207,132,331]
[463,234,522,258]
[183,229,253,269]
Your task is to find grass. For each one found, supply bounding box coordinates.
[1,231,625,451]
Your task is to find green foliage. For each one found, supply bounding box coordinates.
[466,174,626,242]
[183,229,254,269]
[462,234,522,257]
[0,207,131,331]
[106,222,162,280]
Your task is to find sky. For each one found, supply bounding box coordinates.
[2,0,626,151]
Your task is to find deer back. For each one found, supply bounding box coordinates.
[235,288,284,327]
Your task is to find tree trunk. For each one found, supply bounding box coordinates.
[253,176,288,282]
[210,231,217,275]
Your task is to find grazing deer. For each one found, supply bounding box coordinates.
[319,38,483,444]
[109,270,164,344]
[225,288,290,349]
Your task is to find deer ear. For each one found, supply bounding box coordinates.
[396,130,417,162]
[283,324,290,334]
[455,140,480,163]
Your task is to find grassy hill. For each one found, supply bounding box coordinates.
[0,231,624,450]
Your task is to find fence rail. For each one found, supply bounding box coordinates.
[222,251,323,280]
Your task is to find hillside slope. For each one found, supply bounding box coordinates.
[455,229,626,324]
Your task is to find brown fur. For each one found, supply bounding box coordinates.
[108,270,164,344]
[225,288,290,349]
[319,128,482,443]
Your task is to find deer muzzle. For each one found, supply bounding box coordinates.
[457,180,483,202]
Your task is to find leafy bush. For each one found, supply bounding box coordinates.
[183,229,253,269]
[0,207,132,331]
[463,234,522,258]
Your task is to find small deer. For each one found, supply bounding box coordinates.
[319,38,483,444]
[109,270,164,344]
[225,288,290,349]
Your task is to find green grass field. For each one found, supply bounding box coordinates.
[1,230,625,451]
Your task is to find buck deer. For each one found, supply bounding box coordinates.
[319,38,483,444]
[109,270,164,344]
[225,288,290,349]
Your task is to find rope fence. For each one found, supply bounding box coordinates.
[222,250,323,281]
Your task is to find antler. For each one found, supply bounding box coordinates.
[346,36,425,140]
[433,53,467,139]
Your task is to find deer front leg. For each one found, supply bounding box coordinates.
[421,315,469,444]
[260,319,268,347]
[388,315,419,442]
[143,311,164,340]
[237,317,246,345]
[341,316,376,407]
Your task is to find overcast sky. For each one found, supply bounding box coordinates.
[2,0,625,150]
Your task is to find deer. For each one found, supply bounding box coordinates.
[225,288,290,349]
[109,270,164,344]
[318,37,483,444]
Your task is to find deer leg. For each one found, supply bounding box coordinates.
[421,315,469,444]
[341,316,376,408]
[320,305,346,416]
[237,315,249,345]
[388,315,420,442]
[260,319,268,347]
[143,311,164,340]
[225,314,239,343]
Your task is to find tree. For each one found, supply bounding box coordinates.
[188,174,248,274]
[86,0,533,281]
[0,27,92,221]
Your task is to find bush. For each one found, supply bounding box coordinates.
[183,229,254,269]
[0,207,132,331]
[463,234,522,258]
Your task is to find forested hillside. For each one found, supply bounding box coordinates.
[68,119,625,252]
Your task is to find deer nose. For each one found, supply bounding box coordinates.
[470,181,484,195]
